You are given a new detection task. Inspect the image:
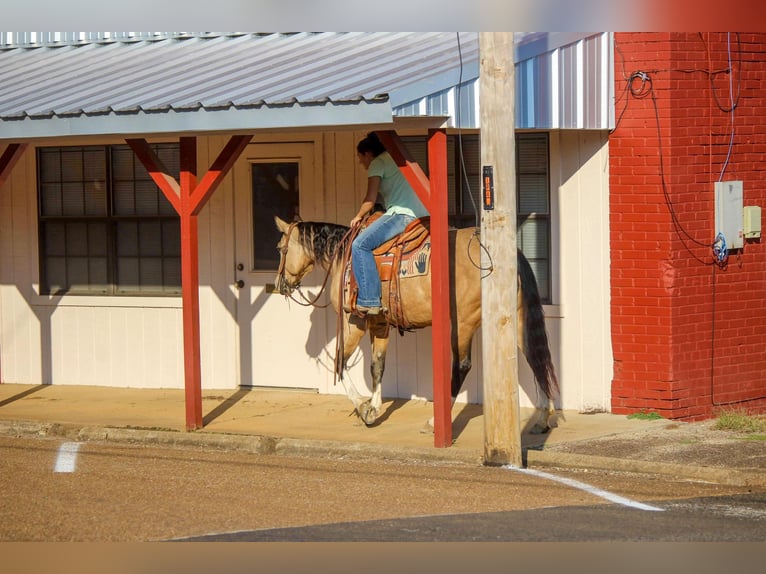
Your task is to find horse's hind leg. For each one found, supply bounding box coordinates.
[422,327,477,434]
[357,318,389,426]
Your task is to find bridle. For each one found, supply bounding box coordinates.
[276,220,358,309]
[275,217,373,386]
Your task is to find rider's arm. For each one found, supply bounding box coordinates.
[350,176,380,227]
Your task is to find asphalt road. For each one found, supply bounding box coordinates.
[2,435,765,542]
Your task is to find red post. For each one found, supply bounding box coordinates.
[0,143,28,189]
[427,129,452,448]
[127,135,251,430]
[178,138,203,430]
[376,129,453,447]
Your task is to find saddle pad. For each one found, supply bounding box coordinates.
[376,239,431,280]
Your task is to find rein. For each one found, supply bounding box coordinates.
[277,218,363,385]
[278,221,358,310]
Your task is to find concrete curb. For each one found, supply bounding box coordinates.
[2,418,761,487]
[527,449,766,488]
[0,419,483,466]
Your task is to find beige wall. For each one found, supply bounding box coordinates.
[0,130,612,413]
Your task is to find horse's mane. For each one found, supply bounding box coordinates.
[295,221,351,267]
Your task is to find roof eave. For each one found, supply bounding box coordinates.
[0,99,394,141]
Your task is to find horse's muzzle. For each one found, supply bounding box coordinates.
[276,275,297,296]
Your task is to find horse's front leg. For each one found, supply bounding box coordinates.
[358,318,389,426]
[336,313,370,416]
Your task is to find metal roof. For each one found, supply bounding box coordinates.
[0,32,480,140]
[393,32,614,130]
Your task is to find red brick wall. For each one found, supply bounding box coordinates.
[610,32,766,420]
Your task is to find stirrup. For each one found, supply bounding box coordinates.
[355,305,382,316]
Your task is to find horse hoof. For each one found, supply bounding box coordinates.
[530,423,550,435]
[420,420,434,434]
[358,402,379,426]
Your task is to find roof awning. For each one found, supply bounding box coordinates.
[0,99,394,140]
[0,32,478,142]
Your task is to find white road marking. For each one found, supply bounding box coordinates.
[54,442,82,473]
[506,466,665,512]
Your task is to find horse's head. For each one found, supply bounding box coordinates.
[274,216,315,296]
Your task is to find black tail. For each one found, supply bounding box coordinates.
[517,250,559,400]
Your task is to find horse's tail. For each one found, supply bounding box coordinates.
[517,250,559,400]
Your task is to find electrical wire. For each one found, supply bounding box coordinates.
[455,32,492,276]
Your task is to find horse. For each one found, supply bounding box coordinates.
[274,215,559,434]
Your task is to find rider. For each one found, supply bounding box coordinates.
[350,132,429,316]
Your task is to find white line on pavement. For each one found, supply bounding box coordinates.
[54,442,82,473]
[506,466,665,512]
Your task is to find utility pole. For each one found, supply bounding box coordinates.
[479,32,521,467]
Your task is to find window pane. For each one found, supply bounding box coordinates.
[45,257,67,294]
[117,222,139,256]
[61,182,85,216]
[39,149,61,184]
[44,223,66,257]
[138,221,162,257]
[163,258,181,288]
[89,257,108,289]
[84,180,107,215]
[88,223,108,256]
[518,174,549,214]
[67,257,90,290]
[134,180,159,216]
[162,220,180,257]
[139,258,163,289]
[528,258,550,302]
[67,223,88,256]
[117,257,140,291]
[41,183,62,216]
[60,150,84,182]
[113,181,135,215]
[518,218,549,259]
[252,162,300,271]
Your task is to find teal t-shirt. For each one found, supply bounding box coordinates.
[367,151,429,219]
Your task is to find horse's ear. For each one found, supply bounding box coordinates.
[274,216,290,234]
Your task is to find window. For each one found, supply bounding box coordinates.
[251,161,300,271]
[400,133,552,303]
[516,133,551,303]
[38,144,181,295]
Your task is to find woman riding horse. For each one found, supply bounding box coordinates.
[349,132,429,316]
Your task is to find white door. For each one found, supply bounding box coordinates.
[234,142,328,389]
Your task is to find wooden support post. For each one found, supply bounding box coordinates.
[0,143,28,189]
[127,135,251,431]
[178,137,203,430]
[376,129,452,448]
[479,32,521,466]
[427,129,452,448]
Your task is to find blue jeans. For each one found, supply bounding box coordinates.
[351,213,414,307]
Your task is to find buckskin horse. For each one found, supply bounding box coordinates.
[274,215,559,433]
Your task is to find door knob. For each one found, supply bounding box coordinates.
[234,279,245,289]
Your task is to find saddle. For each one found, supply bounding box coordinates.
[344,213,431,330]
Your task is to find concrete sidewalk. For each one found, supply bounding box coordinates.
[1,383,764,487]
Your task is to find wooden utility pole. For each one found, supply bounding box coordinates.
[479,32,521,466]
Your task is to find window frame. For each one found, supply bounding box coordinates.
[400,132,553,303]
[36,143,182,296]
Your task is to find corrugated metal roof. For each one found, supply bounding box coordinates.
[393,32,614,130]
[0,32,480,140]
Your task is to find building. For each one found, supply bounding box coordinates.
[5,32,757,431]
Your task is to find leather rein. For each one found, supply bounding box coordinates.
[277,220,359,310]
